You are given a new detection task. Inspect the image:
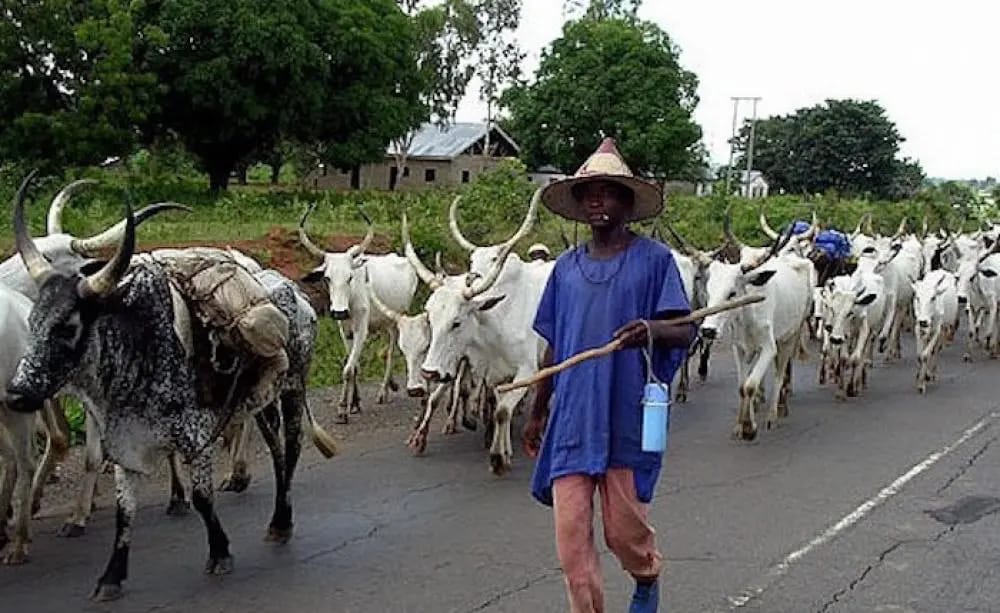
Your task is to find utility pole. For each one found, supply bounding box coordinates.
[726,96,762,197]
[744,97,761,198]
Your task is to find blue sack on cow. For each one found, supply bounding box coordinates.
[814,229,852,260]
[789,220,811,235]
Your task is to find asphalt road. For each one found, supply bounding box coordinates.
[4,333,1000,613]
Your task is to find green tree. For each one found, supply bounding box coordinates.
[563,0,641,21]
[0,1,155,171]
[135,0,424,191]
[475,0,524,153]
[504,13,702,179]
[733,99,914,200]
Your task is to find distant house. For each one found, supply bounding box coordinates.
[528,164,567,187]
[307,122,520,191]
[738,170,769,198]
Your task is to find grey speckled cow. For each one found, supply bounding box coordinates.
[4,173,332,602]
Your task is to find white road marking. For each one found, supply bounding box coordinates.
[725,410,999,610]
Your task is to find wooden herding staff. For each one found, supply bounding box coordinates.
[495,294,765,394]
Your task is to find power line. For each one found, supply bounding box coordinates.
[725,96,762,197]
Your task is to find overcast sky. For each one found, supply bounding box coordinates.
[455,0,999,180]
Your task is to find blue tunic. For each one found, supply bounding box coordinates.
[530,236,690,507]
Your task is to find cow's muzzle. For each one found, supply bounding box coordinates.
[421,369,453,384]
[330,309,350,320]
[918,320,930,329]
[701,328,717,341]
[830,336,844,346]
[958,296,969,305]
[6,389,44,414]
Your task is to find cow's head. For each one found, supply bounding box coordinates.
[7,171,136,413]
[912,273,952,332]
[299,203,373,320]
[701,226,794,340]
[411,191,545,382]
[449,194,537,287]
[367,273,434,397]
[825,276,878,346]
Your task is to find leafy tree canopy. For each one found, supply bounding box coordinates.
[504,11,703,180]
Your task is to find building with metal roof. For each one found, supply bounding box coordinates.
[309,122,521,191]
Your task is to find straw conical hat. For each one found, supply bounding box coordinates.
[540,137,663,223]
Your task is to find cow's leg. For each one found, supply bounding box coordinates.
[730,344,750,440]
[738,339,775,441]
[482,384,496,450]
[408,384,449,454]
[675,354,690,403]
[376,327,399,405]
[490,386,527,476]
[768,342,795,429]
[890,306,906,360]
[878,301,897,355]
[847,321,871,397]
[338,325,367,422]
[698,338,713,382]
[443,362,466,434]
[189,455,233,576]
[30,400,70,517]
[165,452,191,515]
[61,415,101,538]
[254,404,293,543]
[459,371,477,431]
[219,422,252,493]
[91,466,141,602]
[279,391,304,501]
[0,425,17,556]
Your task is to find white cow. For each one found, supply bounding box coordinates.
[0,284,68,564]
[421,191,548,474]
[700,237,813,440]
[970,245,1000,358]
[912,270,960,393]
[824,272,889,400]
[299,204,418,421]
[955,242,990,361]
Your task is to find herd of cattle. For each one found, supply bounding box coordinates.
[1,173,999,601]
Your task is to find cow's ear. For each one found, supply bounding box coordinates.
[476,294,506,312]
[747,269,777,287]
[981,269,998,278]
[301,267,325,284]
[856,293,877,306]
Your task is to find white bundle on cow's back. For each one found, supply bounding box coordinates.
[143,248,289,360]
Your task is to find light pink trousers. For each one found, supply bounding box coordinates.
[552,468,662,613]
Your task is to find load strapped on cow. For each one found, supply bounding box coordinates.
[139,248,293,427]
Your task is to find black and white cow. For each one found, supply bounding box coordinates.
[5,174,332,601]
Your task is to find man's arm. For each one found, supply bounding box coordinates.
[614,312,696,350]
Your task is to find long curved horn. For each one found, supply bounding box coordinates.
[449,196,479,251]
[920,215,929,239]
[723,206,742,248]
[758,204,780,240]
[78,199,135,299]
[347,206,374,257]
[891,217,908,240]
[463,242,512,300]
[297,202,327,260]
[502,188,542,249]
[69,202,190,256]
[742,223,795,273]
[13,169,54,282]
[402,213,442,290]
[47,179,97,235]
[665,222,711,266]
[367,281,402,322]
[434,252,446,275]
[559,223,572,250]
[864,213,874,236]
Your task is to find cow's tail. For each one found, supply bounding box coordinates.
[303,401,338,458]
